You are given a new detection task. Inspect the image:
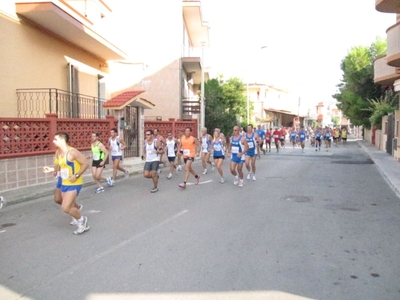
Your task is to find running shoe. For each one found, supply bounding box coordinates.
[234,177,239,185]
[125,170,130,178]
[239,179,244,188]
[219,178,225,183]
[74,216,90,235]
[167,173,172,179]
[70,204,83,225]
[179,183,186,189]
[247,173,252,180]
[151,187,158,193]
[95,187,105,193]
[106,177,113,186]
[177,165,182,171]
[195,176,200,185]
[211,163,215,171]
[157,168,162,174]
[202,169,208,175]
[252,175,256,181]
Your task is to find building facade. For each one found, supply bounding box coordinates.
[1,0,209,156]
[373,0,400,159]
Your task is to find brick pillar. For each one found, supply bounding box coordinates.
[106,114,117,131]
[46,113,58,151]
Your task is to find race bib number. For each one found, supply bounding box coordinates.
[60,168,69,180]
[214,145,221,151]
[93,153,100,160]
[111,149,118,155]
[183,149,190,156]
[300,134,305,138]
[231,146,239,154]
[248,142,254,148]
[273,135,279,138]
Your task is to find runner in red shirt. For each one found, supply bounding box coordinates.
[272,128,281,152]
[265,129,272,153]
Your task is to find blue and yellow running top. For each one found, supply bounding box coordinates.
[56,147,83,186]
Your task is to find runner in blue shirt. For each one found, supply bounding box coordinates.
[315,126,322,151]
[230,125,249,188]
[245,124,261,181]
[255,124,266,157]
[298,126,307,153]
[324,126,332,151]
[289,127,298,148]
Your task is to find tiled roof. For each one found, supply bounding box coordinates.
[103,90,145,108]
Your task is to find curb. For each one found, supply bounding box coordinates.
[357,140,400,199]
[2,167,144,207]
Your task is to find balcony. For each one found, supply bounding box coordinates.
[15,1,127,60]
[376,0,400,13]
[182,97,200,116]
[182,0,209,47]
[374,55,400,85]
[387,21,400,67]
[16,88,107,119]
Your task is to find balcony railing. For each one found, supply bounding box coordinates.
[16,88,108,119]
[374,55,400,85]
[182,97,200,115]
[387,21,400,67]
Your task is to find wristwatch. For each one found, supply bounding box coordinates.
[75,174,80,178]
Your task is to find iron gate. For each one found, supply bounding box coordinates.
[123,106,139,158]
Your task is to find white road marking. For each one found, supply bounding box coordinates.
[20,210,189,297]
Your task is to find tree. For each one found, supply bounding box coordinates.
[204,77,248,136]
[365,90,398,129]
[333,38,388,128]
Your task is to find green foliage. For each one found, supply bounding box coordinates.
[204,77,248,136]
[365,91,398,129]
[333,37,388,128]
[331,117,339,126]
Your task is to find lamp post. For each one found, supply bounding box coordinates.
[246,46,267,125]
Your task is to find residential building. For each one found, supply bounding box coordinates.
[246,83,309,128]
[372,0,400,158]
[1,0,209,157]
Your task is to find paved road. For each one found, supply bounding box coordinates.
[1,141,400,300]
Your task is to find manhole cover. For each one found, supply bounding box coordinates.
[0,223,16,229]
[284,196,312,203]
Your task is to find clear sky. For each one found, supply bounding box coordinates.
[201,0,395,110]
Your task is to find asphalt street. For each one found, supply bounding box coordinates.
[1,140,400,300]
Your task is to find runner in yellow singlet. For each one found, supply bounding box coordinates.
[53,132,90,235]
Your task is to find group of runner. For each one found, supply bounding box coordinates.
[45,124,349,235]
[141,124,265,191]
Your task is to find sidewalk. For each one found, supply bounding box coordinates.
[1,157,146,206]
[358,140,400,198]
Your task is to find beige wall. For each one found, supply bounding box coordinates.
[117,59,181,120]
[0,13,106,117]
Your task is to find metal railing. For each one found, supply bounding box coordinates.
[182,97,200,115]
[16,88,108,119]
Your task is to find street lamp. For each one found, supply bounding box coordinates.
[246,46,267,125]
